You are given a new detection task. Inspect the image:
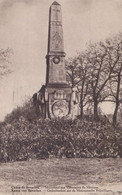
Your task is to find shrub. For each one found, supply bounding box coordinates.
[0,99,121,161]
[0,115,120,162]
[4,99,38,123]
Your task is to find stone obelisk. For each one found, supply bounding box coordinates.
[46,1,67,86]
[33,1,74,119]
[43,1,72,119]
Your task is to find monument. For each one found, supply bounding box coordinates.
[33,1,80,119]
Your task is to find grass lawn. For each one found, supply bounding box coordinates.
[0,158,122,194]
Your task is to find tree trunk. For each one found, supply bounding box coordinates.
[113,103,119,126]
[94,98,98,121]
[80,81,85,119]
[113,69,121,126]
[80,97,83,119]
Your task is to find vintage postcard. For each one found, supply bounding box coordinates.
[0,0,122,194]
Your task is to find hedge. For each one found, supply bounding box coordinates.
[0,116,121,162]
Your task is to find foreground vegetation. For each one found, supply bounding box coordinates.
[0,101,121,162]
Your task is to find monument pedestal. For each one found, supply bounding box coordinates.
[46,84,72,118]
[38,84,72,119]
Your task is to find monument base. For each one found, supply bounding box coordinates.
[36,84,72,119]
[33,84,80,119]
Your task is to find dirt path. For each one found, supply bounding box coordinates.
[0,158,121,194]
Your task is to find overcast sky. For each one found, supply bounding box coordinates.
[0,0,122,121]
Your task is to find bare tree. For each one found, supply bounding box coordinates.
[0,48,13,79]
[66,54,91,118]
[76,53,91,118]
[105,36,122,126]
[86,40,120,120]
[112,63,122,126]
[65,57,80,88]
[66,35,122,122]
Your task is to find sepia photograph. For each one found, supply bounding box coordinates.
[0,0,122,194]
